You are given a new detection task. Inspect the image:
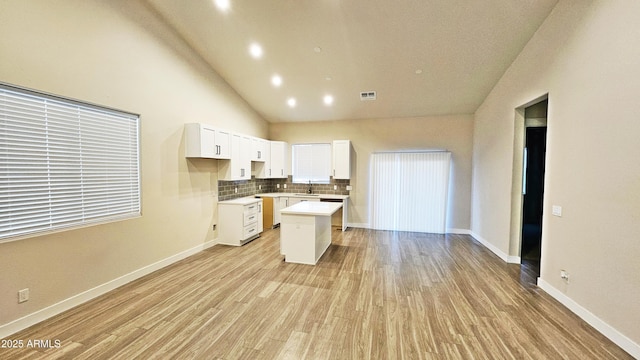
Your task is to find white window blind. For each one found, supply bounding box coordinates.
[369,151,451,234]
[0,84,141,242]
[292,143,331,183]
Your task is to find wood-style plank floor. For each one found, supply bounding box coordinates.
[1,228,632,359]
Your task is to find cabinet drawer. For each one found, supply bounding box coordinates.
[243,223,258,239]
[244,203,258,215]
[244,212,259,225]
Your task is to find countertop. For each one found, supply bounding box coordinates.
[255,193,349,200]
[280,201,343,216]
[218,197,263,205]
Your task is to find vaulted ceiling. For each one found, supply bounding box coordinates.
[146,0,558,122]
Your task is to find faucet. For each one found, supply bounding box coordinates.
[307,180,313,194]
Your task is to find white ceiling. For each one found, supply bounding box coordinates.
[146,0,558,123]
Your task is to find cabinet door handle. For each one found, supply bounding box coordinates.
[258,151,261,159]
[269,169,271,176]
[281,169,284,176]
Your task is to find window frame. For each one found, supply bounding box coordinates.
[0,82,141,243]
[291,143,332,184]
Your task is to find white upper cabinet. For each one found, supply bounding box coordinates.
[185,123,288,180]
[215,130,231,159]
[218,133,252,181]
[184,123,231,159]
[270,141,289,178]
[332,140,351,179]
[257,141,287,179]
[251,137,267,162]
[255,142,271,179]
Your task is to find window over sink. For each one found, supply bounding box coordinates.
[291,143,331,184]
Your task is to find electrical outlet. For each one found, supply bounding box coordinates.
[18,288,29,303]
[277,184,280,189]
[334,185,337,190]
[552,205,562,217]
[346,185,353,191]
[259,185,262,190]
[283,184,287,189]
[234,187,238,193]
[560,270,569,281]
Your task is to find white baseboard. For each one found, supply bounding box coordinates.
[347,222,369,229]
[0,238,218,339]
[469,231,510,262]
[507,256,521,264]
[537,278,640,358]
[446,228,471,235]
[348,225,472,235]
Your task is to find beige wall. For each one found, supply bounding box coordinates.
[0,0,267,329]
[270,115,474,231]
[472,0,640,347]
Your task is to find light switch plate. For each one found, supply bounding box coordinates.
[552,205,562,217]
[346,185,353,191]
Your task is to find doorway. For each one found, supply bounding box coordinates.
[520,100,548,276]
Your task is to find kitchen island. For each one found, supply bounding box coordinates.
[280,201,343,265]
[255,193,349,231]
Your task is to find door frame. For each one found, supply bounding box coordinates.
[508,94,548,263]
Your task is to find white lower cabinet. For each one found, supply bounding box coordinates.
[280,197,289,207]
[218,198,263,246]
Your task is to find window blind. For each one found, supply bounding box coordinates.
[292,143,331,183]
[0,84,141,242]
[369,151,451,233]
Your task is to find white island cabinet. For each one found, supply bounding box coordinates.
[218,197,263,246]
[280,201,342,265]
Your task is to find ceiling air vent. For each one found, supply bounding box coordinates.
[360,91,377,101]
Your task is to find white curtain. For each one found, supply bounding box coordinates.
[369,152,451,233]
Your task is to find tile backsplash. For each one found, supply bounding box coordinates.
[218,176,350,201]
[218,178,275,201]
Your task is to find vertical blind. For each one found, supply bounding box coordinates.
[0,84,141,242]
[369,151,451,233]
[292,143,331,183]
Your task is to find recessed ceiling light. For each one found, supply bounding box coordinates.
[415,69,423,74]
[271,75,282,87]
[214,0,230,11]
[287,98,297,108]
[249,43,263,59]
[314,47,322,53]
[323,95,334,106]
[325,76,332,81]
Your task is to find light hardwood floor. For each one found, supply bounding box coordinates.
[1,228,632,359]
